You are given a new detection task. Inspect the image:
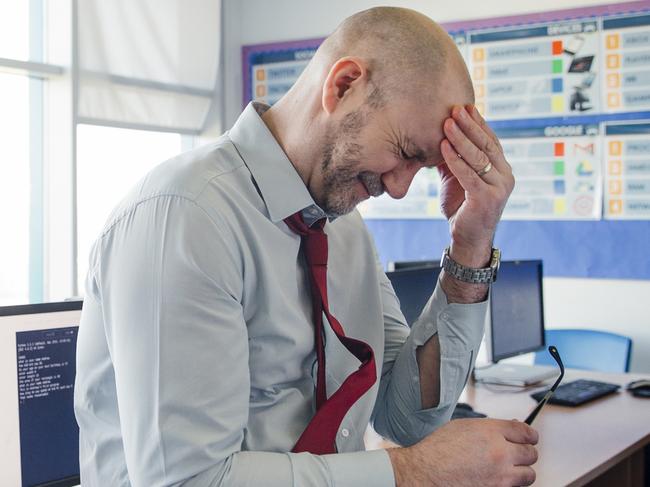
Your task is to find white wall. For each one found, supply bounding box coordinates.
[222,0,650,373]
[543,278,650,372]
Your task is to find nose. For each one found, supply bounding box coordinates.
[381,162,420,199]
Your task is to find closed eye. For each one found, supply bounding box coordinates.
[399,147,416,161]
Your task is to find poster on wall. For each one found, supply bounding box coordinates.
[496,123,602,219]
[604,121,650,219]
[601,13,650,113]
[242,41,320,107]
[468,20,600,120]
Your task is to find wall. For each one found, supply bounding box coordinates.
[221,0,650,372]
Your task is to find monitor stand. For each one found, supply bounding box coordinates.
[473,362,557,386]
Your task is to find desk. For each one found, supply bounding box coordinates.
[366,369,650,486]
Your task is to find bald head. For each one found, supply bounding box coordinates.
[261,8,476,217]
[313,7,474,106]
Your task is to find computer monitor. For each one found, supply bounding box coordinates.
[386,265,442,326]
[387,260,551,385]
[387,260,546,359]
[387,259,439,272]
[488,260,546,362]
[0,301,82,487]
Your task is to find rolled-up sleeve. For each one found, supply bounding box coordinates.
[372,268,487,447]
[81,194,397,487]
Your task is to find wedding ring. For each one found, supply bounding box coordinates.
[476,162,492,177]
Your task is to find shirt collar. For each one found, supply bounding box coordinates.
[228,102,327,225]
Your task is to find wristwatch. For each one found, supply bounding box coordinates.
[440,247,501,284]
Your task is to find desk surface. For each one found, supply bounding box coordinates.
[365,368,650,486]
[461,368,650,486]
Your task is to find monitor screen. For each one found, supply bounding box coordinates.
[386,266,442,326]
[0,301,82,487]
[490,260,545,362]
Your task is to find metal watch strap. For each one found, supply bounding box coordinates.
[441,247,500,284]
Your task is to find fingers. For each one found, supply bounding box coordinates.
[505,425,538,486]
[511,466,537,487]
[512,443,539,466]
[448,106,506,176]
[465,104,505,157]
[502,419,539,445]
[443,117,501,185]
[440,138,483,194]
[446,105,514,179]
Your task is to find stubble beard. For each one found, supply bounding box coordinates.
[318,109,384,218]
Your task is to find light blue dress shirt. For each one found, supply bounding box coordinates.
[74,102,487,486]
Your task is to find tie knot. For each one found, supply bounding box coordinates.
[284,211,328,267]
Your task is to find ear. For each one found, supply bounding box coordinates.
[321,57,368,115]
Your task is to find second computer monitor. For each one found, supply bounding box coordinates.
[386,266,442,326]
[386,259,546,363]
[489,260,546,362]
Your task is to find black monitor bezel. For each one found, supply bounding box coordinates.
[388,259,439,271]
[490,259,546,362]
[0,300,82,317]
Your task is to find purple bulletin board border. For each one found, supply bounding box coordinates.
[441,0,650,32]
[241,1,650,107]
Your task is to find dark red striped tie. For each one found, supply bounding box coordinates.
[284,211,377,455]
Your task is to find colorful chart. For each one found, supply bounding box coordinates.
[604,122,650,219]
[496,124,602,219]
[602,14,650,112]
[468,20,600,120]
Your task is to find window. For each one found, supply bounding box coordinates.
[1,0,213,306]
[0,1,30,61]
[0,73,30,305]
[76,125,184,293]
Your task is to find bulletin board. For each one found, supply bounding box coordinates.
[242,1,650,279]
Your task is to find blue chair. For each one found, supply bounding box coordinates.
[534,329,632,373]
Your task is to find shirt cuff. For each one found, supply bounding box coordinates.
[411,276,488,353]
[323,449,395,487]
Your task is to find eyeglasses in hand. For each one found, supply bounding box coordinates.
[525,346,564,425]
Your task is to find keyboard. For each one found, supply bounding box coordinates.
[531,379,620,407]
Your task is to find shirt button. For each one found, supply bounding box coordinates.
[341,428,350,438]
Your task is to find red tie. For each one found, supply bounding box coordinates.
[284,211,377,455]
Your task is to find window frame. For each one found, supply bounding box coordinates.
[0,0,201,304]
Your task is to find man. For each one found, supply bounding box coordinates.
[75,7,538,487]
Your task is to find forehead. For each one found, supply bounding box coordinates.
[384,76,474,164]
[381,101,449,165]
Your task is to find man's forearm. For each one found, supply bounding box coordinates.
[417,241,490,407]
[416,336,441,409]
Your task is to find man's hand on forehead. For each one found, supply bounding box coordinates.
[439,104,514,245]
[435,104,514,301]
